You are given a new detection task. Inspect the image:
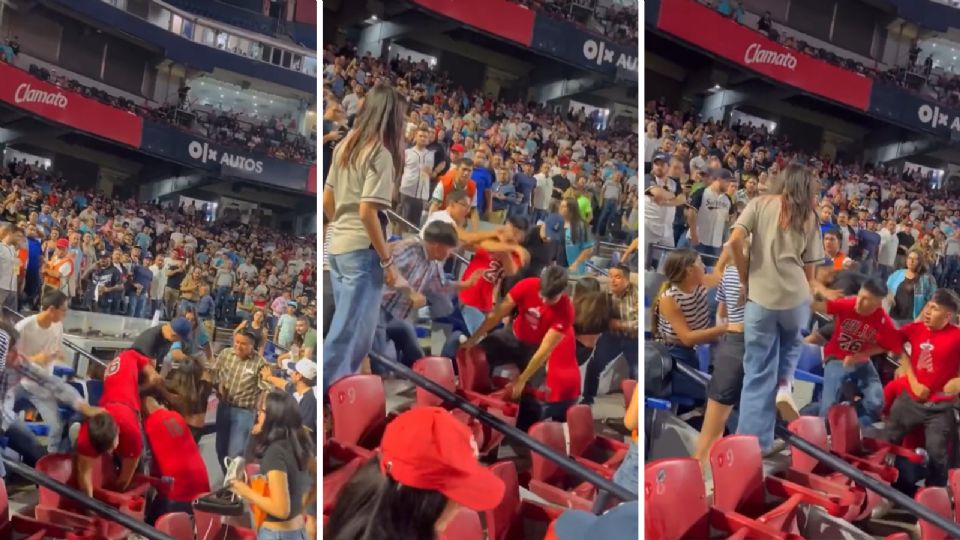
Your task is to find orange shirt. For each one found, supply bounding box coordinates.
[436,174,477,210]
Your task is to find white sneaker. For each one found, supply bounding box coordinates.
[223,456,246,488]
[68,422,80,449]
[776,387,800,422]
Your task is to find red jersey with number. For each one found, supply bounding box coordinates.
[508,277,574,345]
[545,330,581,401]
[76,349,150,458]
[823,297,902,360]
[144,409,210,502]
[460,248,521,312]
[899,322,960,402]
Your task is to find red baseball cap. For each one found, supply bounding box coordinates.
[56,238,69,249]
[451,143,465,153]
[379,407,505,511]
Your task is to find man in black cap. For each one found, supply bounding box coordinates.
[130,316,192,372]
[684,168,735,258]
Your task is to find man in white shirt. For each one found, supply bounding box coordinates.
[15,289,68,452]
[877,220,899,280]
[533,163,554,223]
[396,128,435,234]
[148,255,164,319]
[0,226,22,312]
[237,260,258,281]
[644,153,685,265]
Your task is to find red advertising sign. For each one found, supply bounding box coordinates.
[306,163,317,194]
[0,62,143,147]
[656,0,872,111]
[409,0,534,46]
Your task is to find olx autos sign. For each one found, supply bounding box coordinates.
[187,140,265,175]
[530,15,638,79]
[916,103,960,133]
[582,39,637,73]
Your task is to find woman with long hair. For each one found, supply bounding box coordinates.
[726,163,838,455]
[326,407,504,540]
[230,392,314,539]
[887,247,936,325]
[157,355,212,442]
[560,197,594,275]
[322,82,405,394]
[235,308,268,353]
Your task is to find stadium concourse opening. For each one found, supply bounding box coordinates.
[321,0,639,537]
[645,0,960,537]
[0,0,319,538]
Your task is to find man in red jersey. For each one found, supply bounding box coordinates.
[815,276,902,423]
[458,215,530,334]
[142,395,210,523]
[75,349,162,498]
[463,265,579,414]
[887,288,960,486]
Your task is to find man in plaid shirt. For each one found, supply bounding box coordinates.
[371,221,477,367]
[208,329,271,469]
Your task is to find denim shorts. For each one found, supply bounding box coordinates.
[613,441,639,489]
[706,332,745,406]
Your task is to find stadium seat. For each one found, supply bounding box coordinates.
[455,348,512,401]
[193,508,255,540]
[795,343,825,388]
[438,507,483,540]
[827,403,923,477]
[709,435,851,529]
[85,380,103,407]
[155,512,194,540]
[412,356,457,408]
[696,344,711,373]
[485,461,561,540]
[621,379,636,408]
[526,421,597,510]
[327,375,394,449]
[784,417,876,521]
[565,405,628,473]
[914,487,954,540]
[644,457,803,539]
[35,454,152,526]
[322,457,364,515]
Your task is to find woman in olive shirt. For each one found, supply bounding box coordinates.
[230,391,313,539]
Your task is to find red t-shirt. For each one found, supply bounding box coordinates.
[460,248,521,312]
[76,350,150,458]
[144,409,210,502]
[545,330,581,402]
[899,322,960,402]
[823,298,902,360]
[509,277,574,345]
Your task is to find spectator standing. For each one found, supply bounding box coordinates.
[210,331,270,470]
[0,226,21,312]
[397,128,435,233]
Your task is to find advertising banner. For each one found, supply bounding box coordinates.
[868,82,960,140]
[139,121,311,191]
[655,0,872,111]
[408,0,534,46]
[0,62,142,147]
[530,15,638,79]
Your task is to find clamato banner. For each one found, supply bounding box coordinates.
[0,62,143,147]
[655,0,873,111]
[408,0,534,46]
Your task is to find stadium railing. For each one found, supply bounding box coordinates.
[367,351,637,513]
[2,457,176,540]
[3,307,107,369]
[671,361,960,538]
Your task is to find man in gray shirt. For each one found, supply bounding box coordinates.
[596,172,623,238]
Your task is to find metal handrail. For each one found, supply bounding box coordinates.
[672,361,960,538]
[385,209,472,266]
[3,307,107,368]
[368,352,638,507]
[2,458,175,540]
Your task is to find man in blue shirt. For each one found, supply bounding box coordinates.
[128,254,153,318]
[512,160,537,219]
[470,154,494,218]
[196,285,216,339]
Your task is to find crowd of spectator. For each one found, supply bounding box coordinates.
[507,0,638,45]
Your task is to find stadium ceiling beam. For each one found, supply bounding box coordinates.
[361,19,459,44]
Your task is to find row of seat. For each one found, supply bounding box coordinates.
[324,350,636,536]
[646,405,928,539]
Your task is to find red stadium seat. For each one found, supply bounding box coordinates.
[155,513,195,540]
[327,375,394,449]
[438,507,483,540]
[709,435,851,532]
[486,461,561,540]
[785,417,875,522]
[565,405,628,473]
[827,403,922,478]
[413,357,458,408]
[645,457,802,539]
[621,379,636,408]
[193,508,256,540]
[0,477,61,540]
[526,421,595,510]
[456,348,512,402]
[915,487,954,540]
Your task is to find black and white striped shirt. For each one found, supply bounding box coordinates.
[715,265,745,324]
[657,284,710,344]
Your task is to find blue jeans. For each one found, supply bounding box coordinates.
[127,291,147,318]
[820,358,884,425]
[324,249,384,393]
[214,286,233,321]
[257,528,305,540]
[371,309,424,370]
[596,199,619,236]
[613,441,639,489]
[461,305,486,335]
[214,403,255,470]
[737,300,809,452]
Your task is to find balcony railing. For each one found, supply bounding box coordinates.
[101,0,317,77]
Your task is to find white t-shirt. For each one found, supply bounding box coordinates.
[534,174,553,211]
[15,315,64,396]
[0,244,17,292]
